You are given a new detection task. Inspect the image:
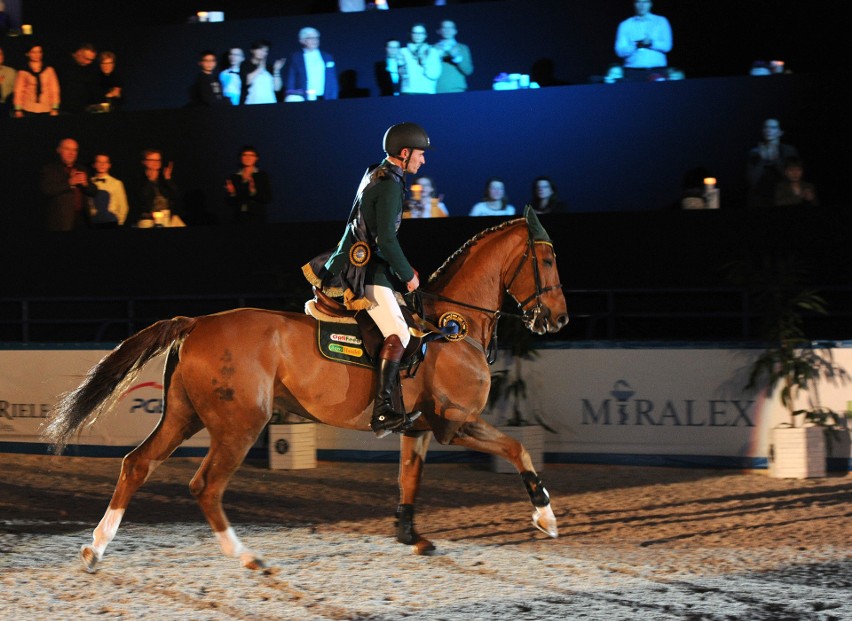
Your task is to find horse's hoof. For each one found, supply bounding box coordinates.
[242,554,279,574]
[532,506,558,538]
[80,544,100,573]
[412,538,436,555]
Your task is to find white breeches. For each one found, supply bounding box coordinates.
[365,284,410,347]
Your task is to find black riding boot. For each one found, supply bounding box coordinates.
[370,335,421,438]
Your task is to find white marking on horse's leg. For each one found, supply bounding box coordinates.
[215,526,259,567]
[91,507,125,558]
[532,504,558,538]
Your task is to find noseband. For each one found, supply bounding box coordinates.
[504,233,563,331]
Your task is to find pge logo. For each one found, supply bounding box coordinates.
[121,382,164,415]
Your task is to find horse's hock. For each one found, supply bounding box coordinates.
[268,423,317,470]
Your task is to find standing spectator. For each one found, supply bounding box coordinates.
[132,148,182,226]
[13,42,60,117]
[529,176,567,214]
[435,20,473,94]
[469,178,515,216]
[399,23,441,95]
[240,40,284,105]
[284,27,339,101]
[375,39,403,96]
[773,157,819,208]
[40,138,96,231]
[0,46,16,115]
[189,50,229,106]
[89,152,129,227]
[219,47,244,106]
[614,0,672,81]
[225,145,272,224]
[96,51,124,111]
[746,118,799,208]
[55,42,99,113]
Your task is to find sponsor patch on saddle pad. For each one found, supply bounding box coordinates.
[317,321,373,368]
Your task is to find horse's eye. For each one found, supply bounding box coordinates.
[543,259,553,267]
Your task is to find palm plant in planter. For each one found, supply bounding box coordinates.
[729,254,849,477]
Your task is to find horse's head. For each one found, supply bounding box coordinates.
[504,206,569,335]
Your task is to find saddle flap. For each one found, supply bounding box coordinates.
[313,287,358,319]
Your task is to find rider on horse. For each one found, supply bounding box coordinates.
[303,122,431,436]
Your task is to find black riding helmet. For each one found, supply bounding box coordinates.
[382,122,432,157]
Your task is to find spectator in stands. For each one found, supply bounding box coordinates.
[55,42,99,113]
[284,27,339,101]
[0,46,15,115]
[225,145,273,224]
[89,152,129,227]
[241,40,284,105]
[220,47,244,106]
[773,157,819,207]
[469,178,515,216]
[96,51,124,111]
[13,43,60,117]
[614,0,672,81]
[376,38,403,96]
[189,50,229,106]
[400,22,441,95]
[529,176,567,214]
[404,176,448,218]
[435,20,473,94]
[132,148,183,227]
[40,138,96,231]
[746,118,800,208]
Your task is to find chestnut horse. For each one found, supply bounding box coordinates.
[44,206,568,573]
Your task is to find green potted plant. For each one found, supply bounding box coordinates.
[487,315,555,473]
[729,254,849,478]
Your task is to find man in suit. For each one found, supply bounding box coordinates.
[284,27,338,101]
[40,138,96,231]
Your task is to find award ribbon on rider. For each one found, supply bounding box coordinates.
[349,241,371,267]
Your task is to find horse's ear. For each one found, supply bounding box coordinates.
[524,205,552,243]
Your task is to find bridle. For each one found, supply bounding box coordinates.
[412,227,563,358]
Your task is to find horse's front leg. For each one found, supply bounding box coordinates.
[397,431,435,554]
[450,419,558,538]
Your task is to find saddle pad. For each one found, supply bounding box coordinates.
[316,321,373,369]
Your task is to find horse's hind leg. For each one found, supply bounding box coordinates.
[81,382,203,572]
[449,419,558,538]
[187,411,272,572]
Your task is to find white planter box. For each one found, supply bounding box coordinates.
[768,426,826,479]
[491,425,545,474]
[269,423,317,470]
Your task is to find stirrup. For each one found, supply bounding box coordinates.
[371,410,422,439]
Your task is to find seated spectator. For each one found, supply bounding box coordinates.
[375,39,403,96]
[225,145,272,224]
[746,118,799,208]
[89,152,129,227]
[284,27,339,101]
[773,157,819,207]
[529,176,567,214]
[55,42,99,114]
[435,20,473,94]
[241,40,284,105]
[96,51,124,111]
[132,148,184,227]
[400,23,441,95]
[220,47,244,106]
[0,46,15,115]
[404,176,448,218]
[469,178,515,216]
[13,42,60,117]
[189,50,229,106]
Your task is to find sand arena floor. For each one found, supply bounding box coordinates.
[1,453,850,620]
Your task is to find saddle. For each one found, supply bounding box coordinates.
[308,287,460,368]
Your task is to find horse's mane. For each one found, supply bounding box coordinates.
[427,217,525,284]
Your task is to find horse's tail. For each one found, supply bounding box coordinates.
[43,316,198,454]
